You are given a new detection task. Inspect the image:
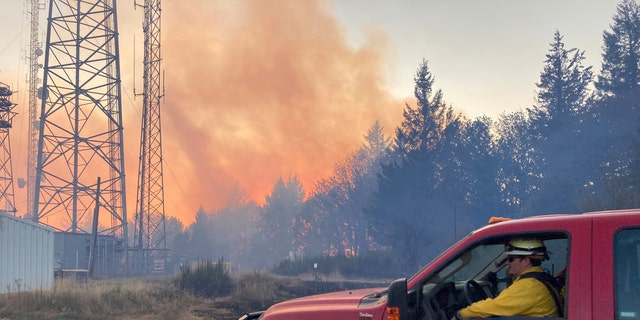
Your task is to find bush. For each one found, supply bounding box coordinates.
[176,258,232,297]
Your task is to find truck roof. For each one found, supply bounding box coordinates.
[473,208,640,236]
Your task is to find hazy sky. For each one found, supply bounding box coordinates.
[0,0,626,224]
[329,0,621,118]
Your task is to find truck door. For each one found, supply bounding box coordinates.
[592,213,640,320]
[561,217,593,320]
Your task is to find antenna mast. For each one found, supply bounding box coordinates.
[26,0,44,219]
[133,0,167,274]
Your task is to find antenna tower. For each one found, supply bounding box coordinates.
[133,0,167,273]
[0,84,18,215]
[33,0,128,242]
[26,0,44,219]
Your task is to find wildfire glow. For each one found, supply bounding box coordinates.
[6,0,406,226]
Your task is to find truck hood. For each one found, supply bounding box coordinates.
[260,287,387,320]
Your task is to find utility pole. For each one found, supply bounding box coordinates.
[133,0,167,274]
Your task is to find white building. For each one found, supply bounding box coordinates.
[0,212,54,293]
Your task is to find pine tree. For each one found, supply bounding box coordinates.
[533,30,592,127]
[256,176,305,265]
[189,208,214,260]
[452,116,503,226]
[596,0,640,98]
[361,120,392,163]
[587,0,640,210]
[367,60,459,271]
[394,59,455,157]
[524,30,594,214]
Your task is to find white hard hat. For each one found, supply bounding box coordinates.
[505,237,547,258]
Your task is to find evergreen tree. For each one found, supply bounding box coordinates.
[361,120,392,164]
[165,217,186,262]
[532,30,592,127]
[256,175,305,266]
[593,0,640,132]
[356,121,393,251]
[188,208,214,260]
[367,60,458,271]
[453,116,503,225]
[525,30,594,214]
[394,59,454,157]
[596,0,640,97]
[587,0,640,210]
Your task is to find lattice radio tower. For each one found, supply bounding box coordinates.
[0,84,18,215]
[26,0,44,219]
[33,0,128,241]
[132,0,167,273]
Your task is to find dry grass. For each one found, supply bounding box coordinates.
[0,272,382,320]
[231,271,306,312]
[0,277,205,320]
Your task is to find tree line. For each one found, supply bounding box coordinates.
[162,0,640,274]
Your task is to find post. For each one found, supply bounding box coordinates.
[88,177,101,277]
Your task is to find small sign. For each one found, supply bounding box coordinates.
[153,258,165,271]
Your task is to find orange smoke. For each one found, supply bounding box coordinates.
[136,0,404,224]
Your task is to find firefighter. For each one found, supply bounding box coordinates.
[451,237,562,319]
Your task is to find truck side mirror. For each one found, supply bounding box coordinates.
[387,278,408,320]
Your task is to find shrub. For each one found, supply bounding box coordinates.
[177,258,232,297]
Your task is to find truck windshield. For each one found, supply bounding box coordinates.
[429,243,505,284]
[425,233,569,285]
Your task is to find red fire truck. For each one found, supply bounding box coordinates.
[239,209,640,320]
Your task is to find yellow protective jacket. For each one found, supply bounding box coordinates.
[458,266,559,318]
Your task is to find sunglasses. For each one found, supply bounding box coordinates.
[507,256,522,262]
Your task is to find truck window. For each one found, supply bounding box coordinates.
[417,233,568,320]
[615,228,640,320]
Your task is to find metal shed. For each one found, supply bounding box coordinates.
[0,212,54,293]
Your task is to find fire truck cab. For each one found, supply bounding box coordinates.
[241,209,640,320]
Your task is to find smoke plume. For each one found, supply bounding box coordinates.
[123,0,403,223]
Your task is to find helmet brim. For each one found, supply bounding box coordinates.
[505,249,544,256]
